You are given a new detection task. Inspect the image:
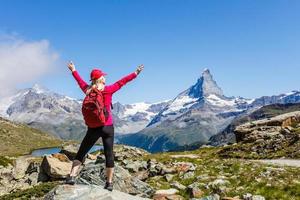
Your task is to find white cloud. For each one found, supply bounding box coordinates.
[0,34,60,97]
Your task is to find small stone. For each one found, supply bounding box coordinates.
[153,194,184,200]
[183,171,195,179]
[198,194,220,200]
[170,181,186,190]
[164,174,174,182]
[252,195,265,200]
[134,170,149,181]
[155,188,179,195]
[242,193,252,200]
[27,172,38,185]
[187,186,204,198]
[87,153,97,160]
[209,179,230,194]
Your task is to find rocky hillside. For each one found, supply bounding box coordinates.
[0,116,62,157]
[218,111,300,159]
[209,103,300,146]
[0,144,299,200]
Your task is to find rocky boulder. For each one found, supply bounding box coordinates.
[113,145,150,161]
[44,184,151,200]
[0,156,49,196]
[235,111,300,142]
[41,153,72,179]
[222,111,300,158]
[12,156,32,180]
[76,161,154,198]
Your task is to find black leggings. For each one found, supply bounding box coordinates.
[75,125,114,168]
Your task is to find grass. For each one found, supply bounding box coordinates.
[0,117,63,157]
[0,156,13,167]
[140,147,300,200]
[0,182,59,200]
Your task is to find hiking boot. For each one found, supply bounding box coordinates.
[104,181,113,191]
[65,176,76,185]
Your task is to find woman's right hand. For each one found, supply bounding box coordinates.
[135,64,144,75]
[67,61,76,72]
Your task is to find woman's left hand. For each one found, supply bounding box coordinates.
[135,64,144,75]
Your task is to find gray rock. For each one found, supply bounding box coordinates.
[193,194,220,200]
[187,184,204,198]
[208,179,230,194]
[252,195,265,200]
[243,193,253,200]
[76,162,154,198]
[113,145,150,161]
[164,174,174,182]
[12,156,31,180]
[170,181,187,190]
[242,193,265,200]
[27,172,38,185]
[182,171,195,179]
[134,170,149,181]
[124,160,147,173]
[44,184,151,200]
[161,166,177,175]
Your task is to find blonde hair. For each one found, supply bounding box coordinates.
[86,76,105,95]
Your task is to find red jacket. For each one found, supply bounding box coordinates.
[72,70,137,126]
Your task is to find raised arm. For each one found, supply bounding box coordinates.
[106,64,144,94]
[68,61,89,94]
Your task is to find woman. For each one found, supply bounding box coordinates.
[66,61,144,191]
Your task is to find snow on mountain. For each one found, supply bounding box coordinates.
[162,96,198,115]
[206,94,236,107]
[147,69,251,128]
[112,100,170,135]
[0,89,29,117]
[123,102,159,120]
[31,83,50,94]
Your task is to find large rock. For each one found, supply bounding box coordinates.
[76,162,154,198]
[44,184,151,200]
[113,145,150,161]
[235,111,300,142]
[41,153,72,179]
[223,111,300,159]
[12,156,32,179]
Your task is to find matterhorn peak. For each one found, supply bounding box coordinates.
[186,68,224,98]
[203,68,210,74]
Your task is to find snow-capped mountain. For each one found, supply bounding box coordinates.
[0,84,85,140]
[0,84,168,140]
[250,91,300,107]
[118,69,300,153]
[112,101,170,135]
[147,69,252,128]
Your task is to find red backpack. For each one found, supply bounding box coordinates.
[82,87,108,127]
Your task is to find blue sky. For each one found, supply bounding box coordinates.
[0,0,300,104]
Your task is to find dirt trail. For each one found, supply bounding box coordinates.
[253,159,300,167]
